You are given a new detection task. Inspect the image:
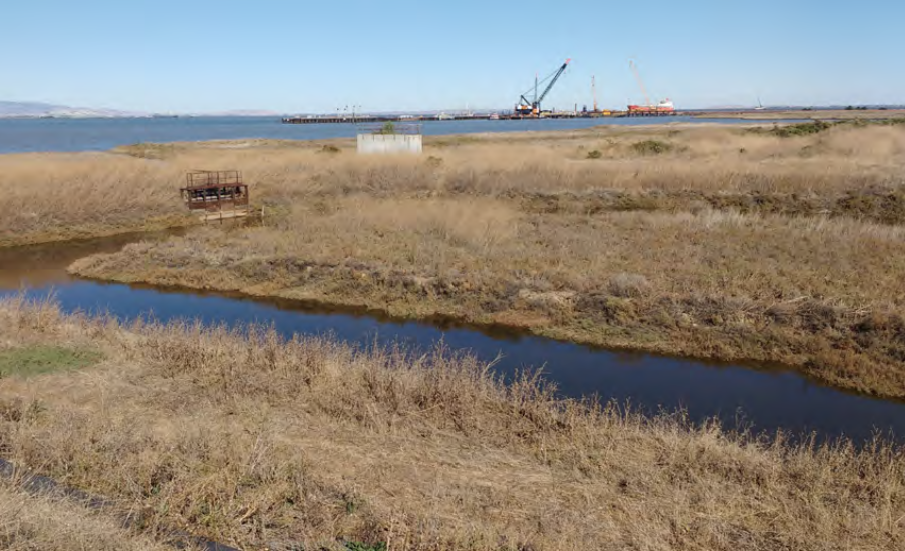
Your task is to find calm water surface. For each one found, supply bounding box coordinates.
[1,233,903,445]
[0,116,786,154]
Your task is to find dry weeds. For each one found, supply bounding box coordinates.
[72,196,905,397]
[9,123,905,393]
[1,296,903,550]
[0,480,174,551]
[2,123,905,247]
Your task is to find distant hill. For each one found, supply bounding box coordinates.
[0,101,64,117]
[199,109,283,117]
[0,101,286,119]
[0,100,142,119]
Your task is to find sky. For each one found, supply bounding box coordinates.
[1,0,903,113]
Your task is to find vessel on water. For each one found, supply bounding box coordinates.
[627,99,675,116]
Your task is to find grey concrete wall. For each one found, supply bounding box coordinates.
[357,134,423,154]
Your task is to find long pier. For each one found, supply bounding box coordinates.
[281,112,659,125]
[282,115,401,124]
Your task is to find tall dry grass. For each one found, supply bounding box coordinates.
[0,481,174,551]
[2,123,905,247]
[0,153,188,246]
[12,122,905,395]
[72,195,905,396]
[1,296,903,550]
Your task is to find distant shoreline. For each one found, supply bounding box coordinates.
[0,116,800,155]
[693,108,905,120]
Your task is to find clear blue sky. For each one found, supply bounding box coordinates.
[2,0,902,113]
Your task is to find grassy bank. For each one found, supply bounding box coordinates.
[1,296,903,550]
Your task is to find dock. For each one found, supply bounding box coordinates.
[282,115,400,124]
[281,112,648,125]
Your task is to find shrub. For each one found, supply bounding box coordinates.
[607,273,651,298]
[346,542,387,551]
[631,140,672,155]
[586,150,602,159]
[375,122,396,135]
[770,121,832,138]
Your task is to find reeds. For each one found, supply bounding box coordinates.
[2,123,905,246]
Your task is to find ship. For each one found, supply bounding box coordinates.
[626,60,675,116]
[627,99,675,115]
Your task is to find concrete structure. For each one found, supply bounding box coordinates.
[357,133,422,154]
[356,123,422,154]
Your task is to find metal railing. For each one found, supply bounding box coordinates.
[356,122,422,136]
[185,170,242,188]
[181,170,250,217]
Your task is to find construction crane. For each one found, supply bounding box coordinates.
[629,59,652,107]
[627,59,674,115]
[515,59,571,117]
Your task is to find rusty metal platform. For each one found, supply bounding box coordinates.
[181,170,250,221]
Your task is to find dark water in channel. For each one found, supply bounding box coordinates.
[1,232,904,444]
[0,116,794,154]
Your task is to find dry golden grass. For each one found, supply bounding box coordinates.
[2,122,905,247]
[0,481,174,551]
[7,122,905,396]
[72,196,905,397]
[0,153,191,246]
[56,121,905,396]
[1,296,904,550]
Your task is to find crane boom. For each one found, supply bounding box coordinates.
[629,59,651,107]
[537,59,570,106]
[515,59,571,116]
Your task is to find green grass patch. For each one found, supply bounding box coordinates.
[850,117,905,127]
[771,121,832,137]
[115,142,179,159]
[631,140,673,155]
[346,542,387,551]
[0,346,103,378]
[374,122,397,135]
[746,119,905,139]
